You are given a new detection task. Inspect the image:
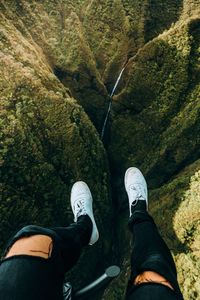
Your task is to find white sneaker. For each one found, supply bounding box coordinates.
[70,181,99,245]
[124,167,148,216]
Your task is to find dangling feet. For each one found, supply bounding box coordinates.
[70,181,99,245]
[124,167,148,216]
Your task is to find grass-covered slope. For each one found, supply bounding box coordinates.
[110,17,200,188]
[151,160,200,300]
[0,2,111,288]
[0,1,200,299]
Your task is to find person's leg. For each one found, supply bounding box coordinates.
[3,181,99,273]
[0,217,92,300]
[124,167,183,299]
[51,215,93,272]
[53,181,99,272]
[127,210,182,294]
[4,215,92,268]
[0,182,99,300]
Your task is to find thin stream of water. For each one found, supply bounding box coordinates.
[101,67,125,140]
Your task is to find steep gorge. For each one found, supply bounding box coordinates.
[0,1,200,299]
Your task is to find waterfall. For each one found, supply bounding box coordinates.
[101,67,125,140]
[110,67,125,98]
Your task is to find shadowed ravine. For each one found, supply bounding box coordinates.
[0,1,200,299]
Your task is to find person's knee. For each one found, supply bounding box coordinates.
[5,234,53,259]
[134,271,174,290]
[19,225,41,233]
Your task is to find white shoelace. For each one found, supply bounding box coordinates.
[73,199,87,221]
[129,184,146,207]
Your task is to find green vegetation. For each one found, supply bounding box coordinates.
[110,18,200,188]
[0,0,200,298]
[151,160,200,300]
[0,3,111,287]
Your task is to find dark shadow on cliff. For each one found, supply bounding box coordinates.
[144,0,183,42]
[53,66,109,133]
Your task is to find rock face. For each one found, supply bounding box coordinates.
[0,1,200,299]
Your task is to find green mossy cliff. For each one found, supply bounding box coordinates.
[0,1,111,288]
[0,1,200,299]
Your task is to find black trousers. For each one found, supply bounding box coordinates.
[2,215,92,272]
[0,216,92,300]
[125,211,184,300]
[0,213,184,299]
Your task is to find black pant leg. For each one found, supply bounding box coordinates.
[51,215,92,272]
[126,211,183,299]
[3,215,92,274]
